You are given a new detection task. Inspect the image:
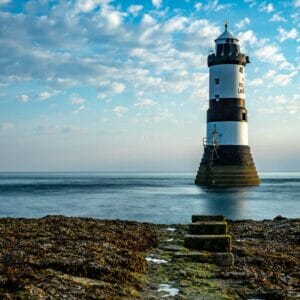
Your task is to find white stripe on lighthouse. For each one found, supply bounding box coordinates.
[207,121,248,145]
[209,64,245,99]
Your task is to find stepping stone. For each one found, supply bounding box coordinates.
[184,235,231,253]
[189,221,228,235]
[192,215,225,223]
[161,244,184,252]
[175,251,234,267]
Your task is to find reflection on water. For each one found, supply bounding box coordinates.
[0,172,299,223]
[199,187,250,219]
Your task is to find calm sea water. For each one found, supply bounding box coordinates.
[0,172,299,223]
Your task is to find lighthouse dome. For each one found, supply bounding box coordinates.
[215,29,234,40]
[215,23,239,45]
[214,22,240,55]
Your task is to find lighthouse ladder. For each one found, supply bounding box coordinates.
[205,129,220,185]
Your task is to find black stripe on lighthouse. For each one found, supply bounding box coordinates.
[207,98,247,122]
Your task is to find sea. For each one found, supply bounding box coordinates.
[0,172,299,224]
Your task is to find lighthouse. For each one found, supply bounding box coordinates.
[195,23,260,186]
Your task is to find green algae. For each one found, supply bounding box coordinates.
[144,224,237,299]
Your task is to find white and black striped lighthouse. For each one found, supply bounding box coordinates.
[195,23,260,186]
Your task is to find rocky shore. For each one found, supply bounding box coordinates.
[0,216,157,299]
[0,216,299,299]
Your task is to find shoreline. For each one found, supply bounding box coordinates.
[0,215,299,299]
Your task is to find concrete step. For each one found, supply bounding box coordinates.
[184,234,231,253]
[192,215,225,223]
[175,251,234,267]
[189,221,228,235]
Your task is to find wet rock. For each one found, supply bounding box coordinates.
[273,215,287,221]
[214,253,234,267]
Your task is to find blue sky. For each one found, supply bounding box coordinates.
[0,0,299,171]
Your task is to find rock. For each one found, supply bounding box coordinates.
[189,222,228,235]
[191,215,225,223]
[184,235,231,253]
[175,251,234,267]
[179,279,191,287]
[273,215,287,221]
[214,253,234,267]
[0,216,158,299]
[248,289,287,300]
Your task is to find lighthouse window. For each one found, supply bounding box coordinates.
[215,78,220,85]
[239,67,243,73]
[242,112,247,121]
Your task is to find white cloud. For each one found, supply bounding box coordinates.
[75,0,102,13]
[244,0,256,8]
[19,94,29,103]
[72,104,85,114]
[152,0,162,9]
[74,0,124,29]
[144,108,173,122]
[185,19,220,50]
[38,91,52,101]
[270,13,287,22]
[235,17,250,29]
[260,69,298,87]
[111,82,126,94]
[248,78,263,86]
[97,82,126,99]
[141,14,156,26]
[0,0,10,5]
[102,8,123,30]
[294,0,300,7]
[112,106,129,117]
[277,27,298,42]
[194,3,202,11]
[204,0,232,11]
[260,94,300,115]
[271,71,298,86]
[258,2,274,13]
[1,122,14,130]
[274,95,288,104]
[70,94,86,105]
[96,93,108,100]
[237,30,257,47]
[189,73,208,101]
[163,17,188,33]
[128,5,143,16]
[287,104,300,114]
[134,99,157,108]
[37,90,60,101]
[254,45,285,64]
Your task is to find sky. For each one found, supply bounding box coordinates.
[0,0,299,172]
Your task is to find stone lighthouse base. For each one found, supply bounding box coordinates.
[195,145,260,186]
